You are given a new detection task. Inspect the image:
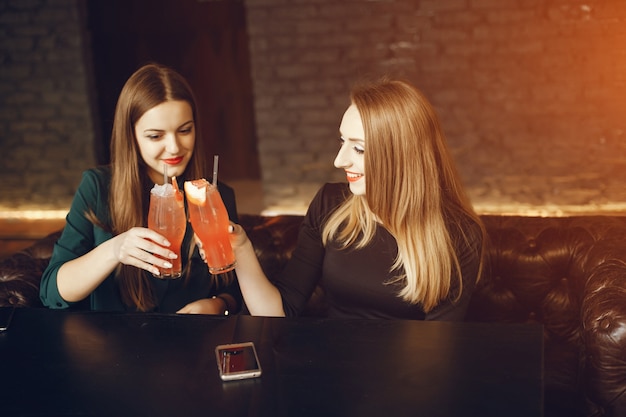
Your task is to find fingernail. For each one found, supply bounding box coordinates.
[169,252,178,259]
[164,262,173,268]
[163,240,171,246]
[228,225,234,233]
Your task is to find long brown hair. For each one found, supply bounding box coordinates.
[109,63,207,311]
[322,78,485,312]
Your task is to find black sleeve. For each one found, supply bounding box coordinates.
[274,183,346,316]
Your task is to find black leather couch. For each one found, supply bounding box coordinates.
[2,213,626,417]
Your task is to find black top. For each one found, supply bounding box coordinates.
[274,183,483,320]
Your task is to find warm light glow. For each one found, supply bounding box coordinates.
[261,206,308,216]
[2,202,626,220]
[262,202,626,217]
[474,203,626,217]
[0,210,68,220]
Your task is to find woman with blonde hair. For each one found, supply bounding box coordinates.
[41,63,241,314]
[230,78,484,320]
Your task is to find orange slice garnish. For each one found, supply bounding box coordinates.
[171,176,183,199]
[171,176,180,193]
[184,178,209,206]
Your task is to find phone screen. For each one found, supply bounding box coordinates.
[215,342,262,381]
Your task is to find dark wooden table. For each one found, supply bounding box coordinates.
[0,308,543,417]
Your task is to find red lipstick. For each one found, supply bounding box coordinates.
[345,171,363,183]
[163,157,184,165]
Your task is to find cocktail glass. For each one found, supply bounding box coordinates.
[184,178,236,274]
[148,182,186,278]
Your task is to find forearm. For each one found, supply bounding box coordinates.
[234,239,285,317]
[56,238,120,303]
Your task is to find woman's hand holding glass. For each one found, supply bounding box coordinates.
[227,223,250,252]
[111,227,178,276]
[195,223,249,263]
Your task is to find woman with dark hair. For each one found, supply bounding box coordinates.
[40,63,241,314]
[229,78,485,320]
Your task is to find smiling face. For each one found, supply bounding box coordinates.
[335,104,366,195]
[134,100,195,184]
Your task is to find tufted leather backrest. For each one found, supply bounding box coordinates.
[0,231,61,307]
[3,215,626,320]
[469,215,626,333]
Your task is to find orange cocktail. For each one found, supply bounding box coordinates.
[184,179,236,274]
[148,182,186,278]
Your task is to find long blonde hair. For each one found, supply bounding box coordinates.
[108,63,208,311]
[322,79,484,312]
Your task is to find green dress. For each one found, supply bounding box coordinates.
[40,167,242,313]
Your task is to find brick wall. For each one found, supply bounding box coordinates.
[0,0,95,211]
[2,0,626,216]
[245,0,626,214]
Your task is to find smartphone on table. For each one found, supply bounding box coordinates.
[215,342,262,381]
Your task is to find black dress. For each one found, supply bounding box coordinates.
[273,183,483,320]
